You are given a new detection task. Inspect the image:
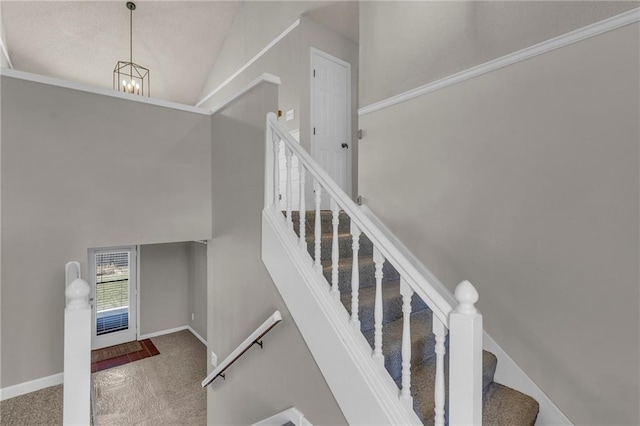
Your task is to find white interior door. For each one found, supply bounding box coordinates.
[90,246,138,349]
[311,48,352,199]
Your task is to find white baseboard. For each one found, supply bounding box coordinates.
[0,372,64,401]
[139,325,207,346]
[0,326,207,402]
[483,333,572,425]
[138,325,189,340]
[187,326,207,346]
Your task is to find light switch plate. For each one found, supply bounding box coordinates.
[286,109,295,121]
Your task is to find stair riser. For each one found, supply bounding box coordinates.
[352,293,429,334]
[322,260,400,293]
[291,211,351,235]
[305,233,374,261]
[415,351,498,424]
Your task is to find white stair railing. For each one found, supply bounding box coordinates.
[63,261,92,426]
[264,113,483,424]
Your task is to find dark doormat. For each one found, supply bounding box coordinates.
[91,339,160,373]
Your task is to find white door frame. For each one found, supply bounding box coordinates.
[89,245,138,349]
[310,47,352,198]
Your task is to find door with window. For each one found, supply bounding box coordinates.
[89,246,138,349]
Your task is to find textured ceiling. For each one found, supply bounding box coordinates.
[0,1,241,105]
[306,1,359,44]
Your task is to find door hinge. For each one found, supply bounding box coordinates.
[313,127,316,135]
[279,194,282,200]
[313,69,316,77]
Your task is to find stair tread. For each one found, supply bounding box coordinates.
[281,210,540,423]
[482,382,540,426]
[407,350,499,424]
[339,279,429,333]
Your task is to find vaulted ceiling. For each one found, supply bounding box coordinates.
[0,1,359,106]
[0,1,242,105]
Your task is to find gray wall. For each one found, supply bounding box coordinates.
[207,82,346,425]
[0,76,211,388]
[188,241,207,340]
[198,5,359,197]
[359,1,639,106]
[139,242,190,336]
[358,8,639,425]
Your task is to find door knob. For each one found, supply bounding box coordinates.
[341,143,349,149]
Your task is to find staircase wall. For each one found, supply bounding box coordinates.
[139,242,191,336]
[197,4,359,197]
[358,6,639,425]
[0,76,212,390]
[207,80,346,425]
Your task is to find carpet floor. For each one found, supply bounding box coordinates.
[0,330,206,426]
[0,384,63,426]
[93,329,206,426]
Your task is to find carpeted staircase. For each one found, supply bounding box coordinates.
[290,210,540,425]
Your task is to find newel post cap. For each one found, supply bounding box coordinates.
[454,280,479,315]
[66,278,90,310]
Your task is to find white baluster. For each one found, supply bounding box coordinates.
[449,280,482,426]
[400,278,413,408]
[272,134,280,210]
[433,316,447,425]
[298,166,306,251]
[372,246,385,365]
[350,221,361,329]
[285,147,293,230]
[330,198,340,301]
[313,180,322,274]
[263,117,273,208]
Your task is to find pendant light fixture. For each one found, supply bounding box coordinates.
[113,2,149,96]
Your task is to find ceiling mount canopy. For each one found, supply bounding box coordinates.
[113,1,149,97]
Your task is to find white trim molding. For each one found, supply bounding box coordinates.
[358,7,640,116]
[0,68,211,115]
[209,73,281,115]
[138,325,189,340]
[196,18,300,107]
[0,40,12,69]
[187,326,207,346]
[252,407,312,426]
[139,325,207,346]
[0,373,64,401]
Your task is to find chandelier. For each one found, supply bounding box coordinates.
[113,2,149,96]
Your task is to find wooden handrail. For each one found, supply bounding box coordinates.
[201,311,282,387]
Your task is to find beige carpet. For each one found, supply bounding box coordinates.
[0,384,63,426]
[0,330,206,426]
[93,329,207,426]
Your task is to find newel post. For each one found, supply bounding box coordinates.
[63,262,91,426]
[449,280,483,425]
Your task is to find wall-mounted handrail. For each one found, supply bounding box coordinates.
[201,311,282,388]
